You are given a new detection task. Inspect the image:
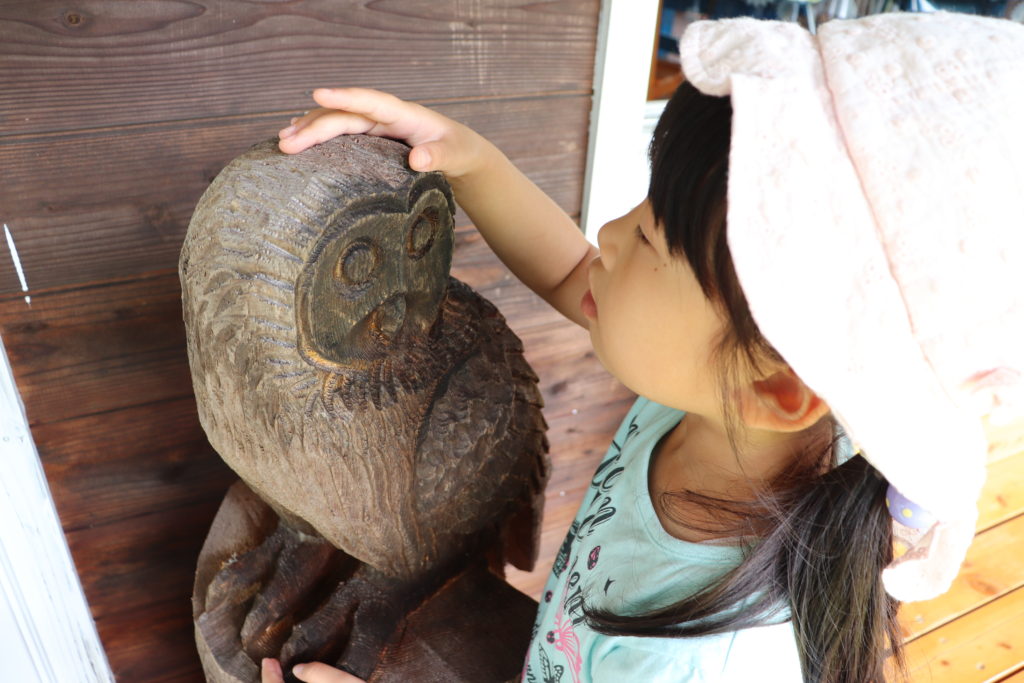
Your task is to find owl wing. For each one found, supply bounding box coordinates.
[414,279,550,572]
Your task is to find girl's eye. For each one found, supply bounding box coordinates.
[635,225,650,245]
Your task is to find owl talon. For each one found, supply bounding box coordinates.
[198,519,359,678]
[278,578,360,666]
[275,571,411,680]
[334,587,406,680]
[204,530,285,615]
[239,529,347,661]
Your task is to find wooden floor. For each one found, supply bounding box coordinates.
[897,420,1024,682]
[507,402,1024,683]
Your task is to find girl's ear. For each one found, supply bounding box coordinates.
[742,367,830,432]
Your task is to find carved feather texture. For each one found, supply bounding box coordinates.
[181,136,549,580]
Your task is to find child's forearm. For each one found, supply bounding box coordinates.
[450,138,596,328]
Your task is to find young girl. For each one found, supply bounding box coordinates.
[261,12,1024,683]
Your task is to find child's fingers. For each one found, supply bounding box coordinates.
[312,87,445,145]
[311,87,407,126]
[260,658,285,683]
[279,88,474,176]
[278,107,327,137]
[408,141,446,173]
[278,110,379,154]
[277,107,330,145]
[292,661,366,682]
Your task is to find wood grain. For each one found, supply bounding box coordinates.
[984,415,1024,464]
[97,597,206,683]
[905,586,1024,682]
[34,396,235,532]
[999,667,1024,682]
[900,511,1024,641]
[67,498,225,622]
[978,453,1024,532]
[0,273,195,425]
[0,0,598,137]
[0,95,589,295]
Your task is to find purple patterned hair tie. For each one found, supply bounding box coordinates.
[885,484,935,530]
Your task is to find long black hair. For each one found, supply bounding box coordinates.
[583,82,905,683]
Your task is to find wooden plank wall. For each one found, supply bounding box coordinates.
[0,2,634,680]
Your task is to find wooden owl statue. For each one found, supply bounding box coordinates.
[180,135,549,683]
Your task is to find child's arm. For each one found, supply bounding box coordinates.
[279,88,596,328]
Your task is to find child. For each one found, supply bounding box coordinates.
[262,11,1024,683]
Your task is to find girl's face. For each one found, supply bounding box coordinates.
[584,199,726,415]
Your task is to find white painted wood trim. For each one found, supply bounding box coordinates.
[581,0,662,242]
[0,335,114,682]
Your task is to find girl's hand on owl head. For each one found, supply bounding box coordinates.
[261,657,367,683]
[278,87,484,181]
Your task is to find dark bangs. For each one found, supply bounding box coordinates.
[648,82,773,368]
[648,81,732,296]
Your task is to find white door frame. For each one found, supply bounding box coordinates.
[581,0,664,242]
[0,333,113,682]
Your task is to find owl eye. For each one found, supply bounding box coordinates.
[407,208,441,260]
[334,240,380,286]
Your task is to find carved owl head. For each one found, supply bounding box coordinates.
[295,185,453,374]
[181,135,462,426]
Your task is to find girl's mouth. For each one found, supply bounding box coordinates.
[581,289,597,318]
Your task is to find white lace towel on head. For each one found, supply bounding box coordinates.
[680,12,1024,602]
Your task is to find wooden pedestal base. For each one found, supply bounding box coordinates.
[193,481,537,683]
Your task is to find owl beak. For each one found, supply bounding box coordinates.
[369,295,407,343]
